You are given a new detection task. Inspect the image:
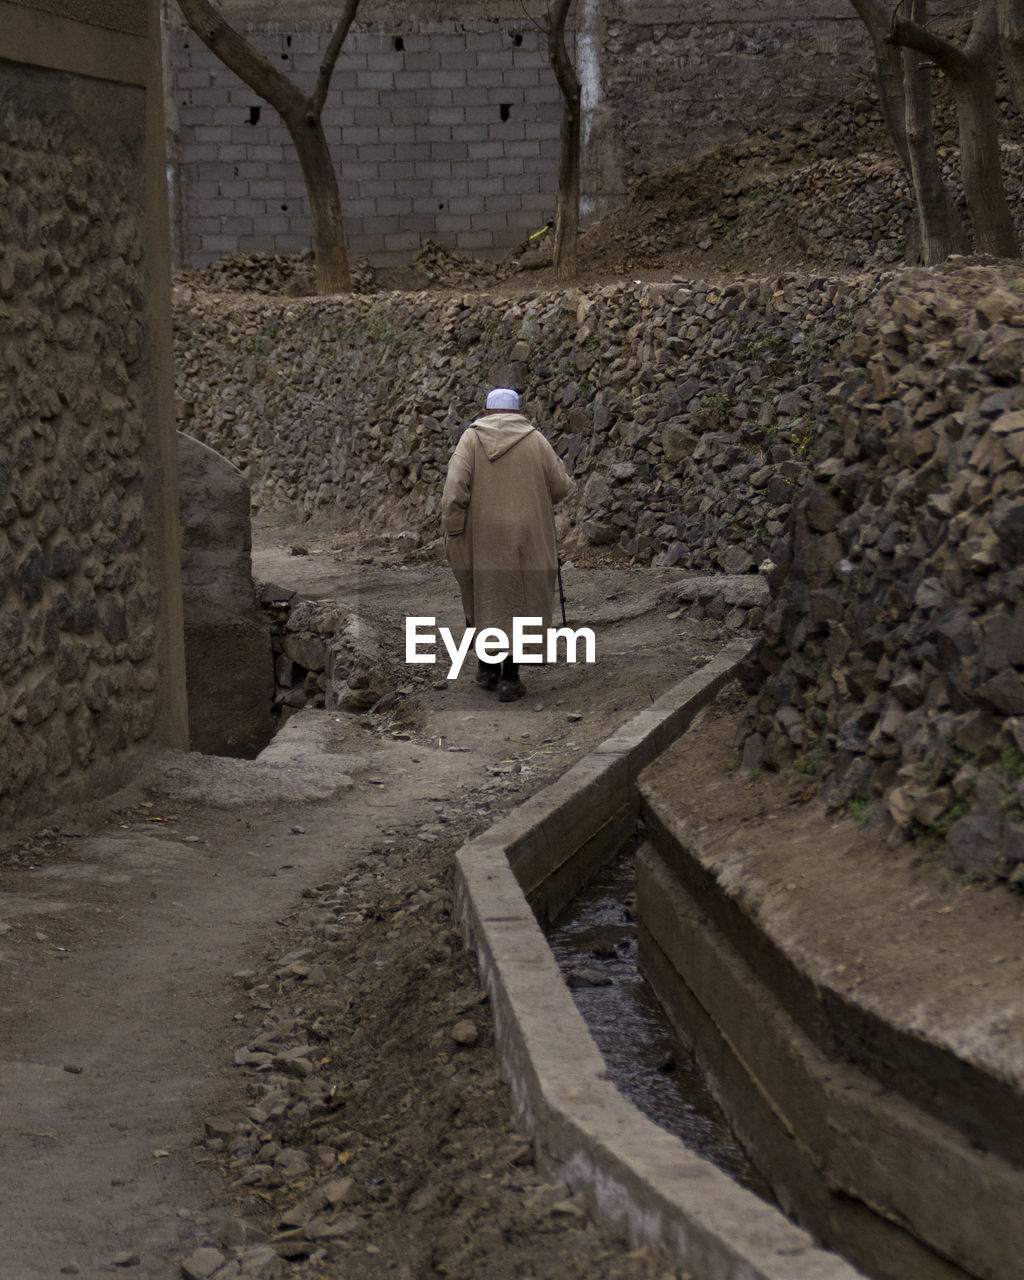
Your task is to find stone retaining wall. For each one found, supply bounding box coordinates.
[742,262,1024,882]
[173,271,878,575]
[1,5,186,826]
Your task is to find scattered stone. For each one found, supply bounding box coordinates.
[451,1019,479,1046]
[566,967,614,988]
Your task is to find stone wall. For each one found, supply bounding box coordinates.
[741,263,1024,884]
[175,261,1024,879]
[163,0,898,269]
[172,272,875,577]
[1,1,187,825]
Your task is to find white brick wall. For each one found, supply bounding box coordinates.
[168,23,561,267]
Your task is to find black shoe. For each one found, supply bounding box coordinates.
[498,678,525,703]
[476,669,499,690]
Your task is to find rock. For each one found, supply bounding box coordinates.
[321,1175,355,1207]
[235,1246,284,1279]
[976,668,1024,716]
[204,1116,237,1140]
[741,733,766,771]
[946,813,1015,879]
[274,1148,311,1179]
[566,967,613,988]
[181,1249,226,1280]
[451,1019,479,1046]
[721,545,754,574]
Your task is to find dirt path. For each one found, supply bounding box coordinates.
[0,527,727,1280]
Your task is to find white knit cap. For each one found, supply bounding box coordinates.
[486,387,520,411]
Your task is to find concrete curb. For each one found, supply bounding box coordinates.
[454,642,867,1280]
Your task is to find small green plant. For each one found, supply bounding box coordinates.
[999,746,1024,780]
[834,307,858,334]
[366,316,401,344]
[848,797,874,827]
[793,420,816,459]
[701,390,734,426]
[791,739,828,780]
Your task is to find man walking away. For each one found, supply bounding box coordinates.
[441,388,574,702]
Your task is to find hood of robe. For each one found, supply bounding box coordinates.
[470,413,535,461]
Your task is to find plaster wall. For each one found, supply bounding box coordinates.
[0,0,187,825]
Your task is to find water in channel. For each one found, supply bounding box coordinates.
[546,840,770,1199]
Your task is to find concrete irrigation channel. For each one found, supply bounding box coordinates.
[455,644,1024,1280]
[454,643,864,1280]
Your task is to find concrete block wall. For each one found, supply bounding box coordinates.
[164,2,971,270]
[167,21,563,266]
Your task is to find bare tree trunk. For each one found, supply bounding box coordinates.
[997,0,1024,114]
[850,0,966,263]
[546,0,581,281]
[286,114,352,294]
[851,0,913,171]
[176,0,358,293]
[956,62,1018,255]
[902,0,969,263]
[891,0,1019,258]
[904,59,969,261]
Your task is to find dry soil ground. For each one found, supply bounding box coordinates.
[3,522,1023,1280]
[0,521,730,1280]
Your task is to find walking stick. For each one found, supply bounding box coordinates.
[557,556,567,626]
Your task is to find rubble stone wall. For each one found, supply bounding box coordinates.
[1,4,187,826]
[742,263,1024,883]
[173,271,875,577]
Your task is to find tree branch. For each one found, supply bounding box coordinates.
[311,0,361,120]
[546,0,581,102]
[888,13,970,77]
[176,0,303,117]
[850,0,888,42]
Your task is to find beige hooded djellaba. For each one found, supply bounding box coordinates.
[441,412,574,637]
